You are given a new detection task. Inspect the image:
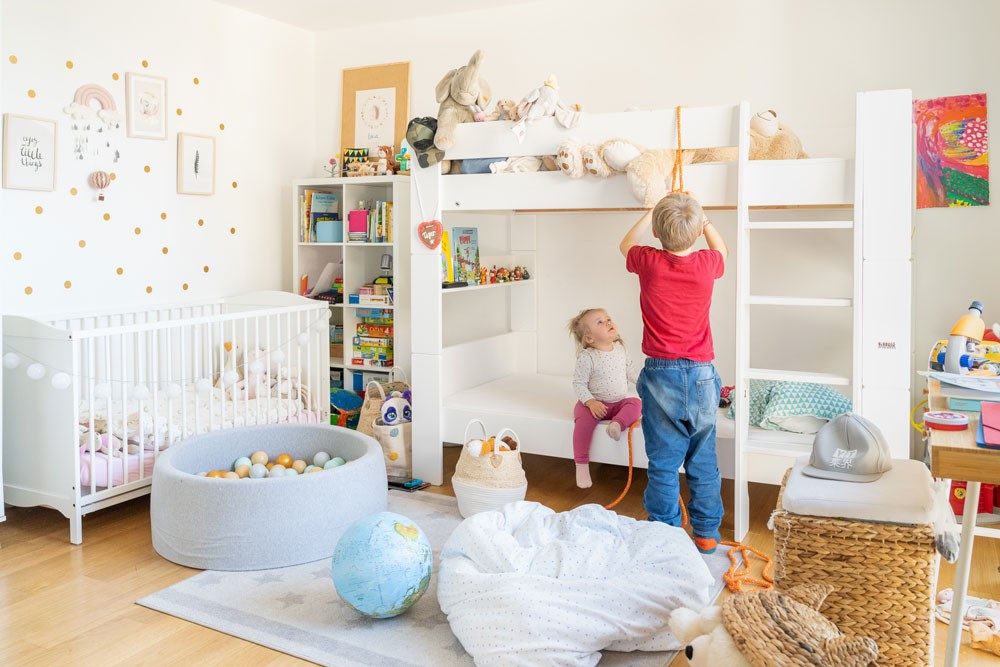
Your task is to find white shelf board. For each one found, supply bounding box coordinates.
[344,365,393,373]
[330,362,344,369]
[344,303,393,310]
[746,368,850,386]
[442,280,533,294]
[750,221,854,230]
[747,295,852,307]
[299,242,343,247]
[346,242,393,247]
[742,432,813,457]
[293,175,409,187]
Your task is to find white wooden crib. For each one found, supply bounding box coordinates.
[2,291,330,543]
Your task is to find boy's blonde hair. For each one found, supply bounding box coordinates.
[652,192,704,252]
[567,308,623,350]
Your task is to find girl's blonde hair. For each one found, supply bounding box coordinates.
[568,308,623,350]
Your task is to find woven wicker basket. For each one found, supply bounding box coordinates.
[772,470,938,666]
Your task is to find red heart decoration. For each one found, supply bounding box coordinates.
[417,219,444,250]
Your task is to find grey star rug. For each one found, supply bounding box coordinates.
[138,490,731,666]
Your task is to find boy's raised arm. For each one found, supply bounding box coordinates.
[702,218,728,260]
[620,210,652,258]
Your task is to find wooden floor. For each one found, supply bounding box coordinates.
[0,447,997,666]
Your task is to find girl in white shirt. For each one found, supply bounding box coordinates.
[568,308,642,488]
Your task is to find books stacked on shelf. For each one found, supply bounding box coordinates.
[299,190,339,243]
[452,227,480,284]
[348,283,393,306]
[347,200,393,243]
[352,307,393,369]
[330,324,344,360]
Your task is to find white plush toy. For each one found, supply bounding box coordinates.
[511,74,581,142]
[669,605,750,667]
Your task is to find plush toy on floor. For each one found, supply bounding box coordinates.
[669,584,878,667]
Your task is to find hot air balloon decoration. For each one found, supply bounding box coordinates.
[88,170,111,201]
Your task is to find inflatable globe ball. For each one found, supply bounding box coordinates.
[331,512,432,619]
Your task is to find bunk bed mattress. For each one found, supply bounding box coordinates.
[442,373,735,468]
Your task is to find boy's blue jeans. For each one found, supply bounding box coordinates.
[637,358,723,540]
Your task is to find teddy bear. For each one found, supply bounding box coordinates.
[434,49,491,173]
[669,584,878,667]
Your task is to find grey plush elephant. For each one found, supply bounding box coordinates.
[434,49,491,156]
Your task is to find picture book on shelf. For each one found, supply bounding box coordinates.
[348,199,393,243]
[440,230,454,283]
[452,227,480,284]
[299,190,339,242]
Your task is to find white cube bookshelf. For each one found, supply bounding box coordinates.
[290,176,411,395]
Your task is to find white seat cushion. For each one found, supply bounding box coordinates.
[782,456,935,525]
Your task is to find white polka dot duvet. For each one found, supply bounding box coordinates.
[437,501,713,666]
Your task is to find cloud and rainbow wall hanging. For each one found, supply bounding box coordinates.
[913,93,988,208]
[63,83,123,162]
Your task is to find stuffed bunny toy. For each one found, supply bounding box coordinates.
[434,49,492,160]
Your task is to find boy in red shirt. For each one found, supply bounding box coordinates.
[619,192,727,553]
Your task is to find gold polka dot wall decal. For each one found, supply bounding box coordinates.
[13,251,22,261]
[141,59,149,68]
[103,212,111,221]
[161,246,169,254]
[219,123,225,131]
[134,227,141,235]
[78,240,86,248]
[146,286,153,294]
[197,218,205,226]
[70,187,78,196]
[27,89,36,98]
[144,165,151,173]
[8,55,17,64]
[116,267,124,275]
[231,181,238,188]
[176,108,183,116]
[34,205,43,214]
[160,212,167,220]
[109,172,116,181]
[64,280,72,289]
[65,60,74,69]
[112,72,119,81]
[193,77,200,85]
[203,265,210,273]
[182,283,189,291]
[24,286,32,295]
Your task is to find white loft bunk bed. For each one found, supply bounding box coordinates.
[409,90,912,539]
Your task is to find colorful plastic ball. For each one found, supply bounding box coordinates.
[292,459,307,474]
[304,465,319,473]
[313,451,331,467]
[250,451,268,465]
[223,471,240,479]
[284,468,298,477]
[275,453,293,468]
[268,464,286,477]
[26,363,46,380]
[329,456,347,467]
[234,456,252,470]
[249,463,268,479]
[248,360,265,376]
[265,462,275,470]
[206,470,226,478]
[235,464,251,478]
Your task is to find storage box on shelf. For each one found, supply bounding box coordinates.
[291,176,410,403]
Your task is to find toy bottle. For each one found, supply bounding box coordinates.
[944,300,986,374]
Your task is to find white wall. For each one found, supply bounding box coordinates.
[1,0,316,316]
[316,0,1000,427]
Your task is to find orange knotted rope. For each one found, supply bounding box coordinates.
[669,105,688,195]
[603,419,774,593]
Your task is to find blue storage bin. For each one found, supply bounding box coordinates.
[316,220,342,243]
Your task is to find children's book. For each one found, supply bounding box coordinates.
[440,230,454,283]
[452,227,480,284]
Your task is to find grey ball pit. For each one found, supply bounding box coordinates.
[151,424,387,571]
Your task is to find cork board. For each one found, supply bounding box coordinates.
[340,62,410,155]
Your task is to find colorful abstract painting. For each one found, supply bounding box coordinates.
[914,93,988,208]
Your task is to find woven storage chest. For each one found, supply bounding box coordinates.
[772,472,938,666]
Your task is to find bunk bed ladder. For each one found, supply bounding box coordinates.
[733,101,752,541]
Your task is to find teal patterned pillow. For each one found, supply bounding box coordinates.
[760,382,852,433]
[726,379,776,424]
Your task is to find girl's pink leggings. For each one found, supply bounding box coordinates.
[573,397,642,464]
